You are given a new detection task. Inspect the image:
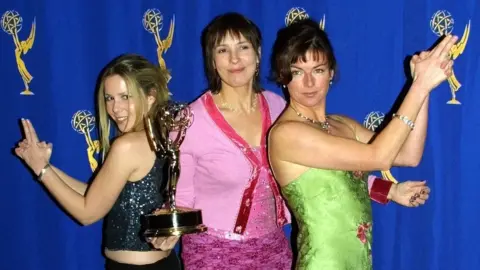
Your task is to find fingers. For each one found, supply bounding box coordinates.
[21,119,39,144]
[419,51,429,59]
[403,180,427,188]
[148,236,179,251]
[421,186,431,195]
[407,186,430,207]
[14,147,24,157]
[26,120,40,143]
[433,35,458,59]
[431,35,452,57]
[19,140,28,148]
[443,60,454,76]
[163,236,180,249]
[411,54,419,64]
[21,119,31,144]
[411,51,429,64]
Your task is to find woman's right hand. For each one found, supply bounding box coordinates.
[15,119,53,176]
[412,34,458,91]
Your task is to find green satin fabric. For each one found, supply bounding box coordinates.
[281,168,373,270]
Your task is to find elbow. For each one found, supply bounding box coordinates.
[78,215,100,226]
[397,154,422,167]
[404,159,421,167]
[79,218,95,226]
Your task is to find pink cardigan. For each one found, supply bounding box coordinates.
[174,90,290,234]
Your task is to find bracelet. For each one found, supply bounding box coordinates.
[392,113,415,130]
[38,163,51,181]
[370,177,393,205]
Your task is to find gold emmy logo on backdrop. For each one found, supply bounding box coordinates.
[363,111,398,183]
[71,110,100,172]
[430,10,471,105]
[1,10,36,95]
[285,7,326,30]
[143,9,175,82]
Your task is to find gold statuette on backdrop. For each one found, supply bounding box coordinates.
[285,7,326,30]
[143,9,175,83]
[1,10,36,95]
[142,102,206,237]
[71,110,100,172]
[430,10,470,105]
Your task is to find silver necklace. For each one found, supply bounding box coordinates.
[290,105,330,132]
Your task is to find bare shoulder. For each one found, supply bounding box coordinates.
[108,132,150,158]
[270,120,315,144]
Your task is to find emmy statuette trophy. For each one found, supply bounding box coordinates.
[142,102,207,237]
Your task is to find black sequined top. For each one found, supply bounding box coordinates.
[104,157,165,251]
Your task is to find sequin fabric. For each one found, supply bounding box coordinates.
[104,158,165,251]
[181,148,292,269]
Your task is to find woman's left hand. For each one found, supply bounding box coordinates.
[15,119,52,176]
[389,180,430,207]
[147,235,180,251]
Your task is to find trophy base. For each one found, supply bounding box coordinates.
[20,89,34,95]
[447,99,461,105]
[144,224,207,237]
[142,207,207,237]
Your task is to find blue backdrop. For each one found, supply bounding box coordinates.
[1,1,479,269]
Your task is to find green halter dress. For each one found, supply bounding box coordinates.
[280,117,373,269]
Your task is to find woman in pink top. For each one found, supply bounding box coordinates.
[160,13,430,269]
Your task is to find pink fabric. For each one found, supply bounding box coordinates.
[174,90,290,233]
[368,175,375,192]
[202,92,287,234]
[181,227,292,270]
[243,147,278,237]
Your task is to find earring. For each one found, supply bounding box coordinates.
[329,80,333,85]
[255,62,259,76]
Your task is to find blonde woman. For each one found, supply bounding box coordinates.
[14,54,180,270]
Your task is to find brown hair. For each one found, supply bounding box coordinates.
[270,18,337,86]
[201,12,262,94]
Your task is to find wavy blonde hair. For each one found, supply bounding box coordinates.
[96,54,170,160]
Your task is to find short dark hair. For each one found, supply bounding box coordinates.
[269,18,337,86]
[201,12,262,94]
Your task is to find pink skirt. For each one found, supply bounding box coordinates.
[181,227,292,270]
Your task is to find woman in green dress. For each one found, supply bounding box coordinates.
[267,19,457,269]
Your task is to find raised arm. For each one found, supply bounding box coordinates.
[50,166,89,195]
[270,35,457,174]
[16,119,135,225]
[337,50,448,167]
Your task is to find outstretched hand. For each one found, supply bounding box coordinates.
[411,34,458,91]
[15,119,52,176]
[389,180,430,207]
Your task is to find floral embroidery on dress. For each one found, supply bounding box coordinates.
[348,170,367,181]
[357,222,373,260]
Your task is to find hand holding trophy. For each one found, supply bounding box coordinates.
[142,101,207,237]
